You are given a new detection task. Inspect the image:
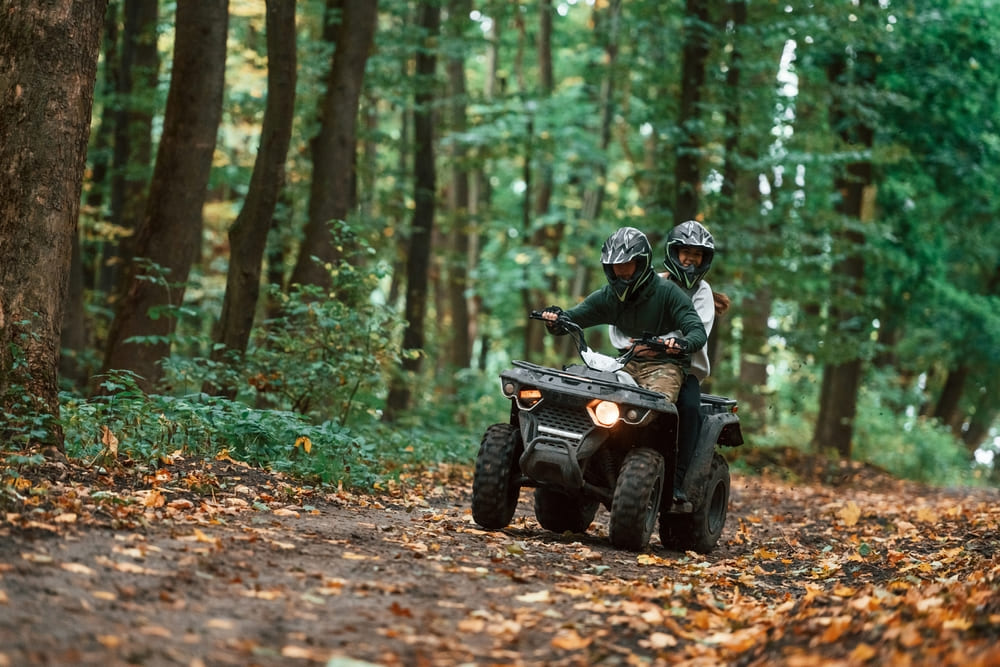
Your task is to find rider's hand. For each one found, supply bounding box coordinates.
[541,305,570,335]
[663,337,689,354]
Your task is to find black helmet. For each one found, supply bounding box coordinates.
[601,226,654,302]
[664,220,715,290]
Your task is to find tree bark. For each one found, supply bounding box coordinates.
[444,0,474,379]
[384,1,441,421]
[522,0,558,361]
[102,0,228,391]
[674,0,714,223]
[206,0,297,397]
[933,365,970,436]
[110,0,160,289]
[812,40,877,459]
[0,0,107,449]
[289,0,379,291]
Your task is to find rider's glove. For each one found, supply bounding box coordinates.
[667,337,689,353]
[542,305,570,335]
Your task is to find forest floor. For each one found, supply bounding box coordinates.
[1,446,998,667]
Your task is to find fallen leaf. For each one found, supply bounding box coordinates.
[100,425,119,458]
[389,601,412,617]
[645,632,677,649]
[838,501,861,527]
[551,629,591,650]
[516,590,551,603]
[60,562,96,576]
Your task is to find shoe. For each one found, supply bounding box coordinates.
[671,489,692,512]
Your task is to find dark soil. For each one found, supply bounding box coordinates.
[1,448,998,666]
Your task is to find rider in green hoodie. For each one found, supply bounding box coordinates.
[540,226,707,404]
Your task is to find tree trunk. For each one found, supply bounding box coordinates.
[206,0,297,397]
[0,0,107,450]
[289,0,379,291]
[674,0,714,223]
[60,232,90,389]
[102,0,228,391]
[384,1,441,422]
[812,36,877,459]
[444,0,473,380]
[933,365,970,436]
[738,289,772,429]
[109,0,160,292]
[522,0,558,361]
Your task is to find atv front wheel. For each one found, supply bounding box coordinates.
[659,453,729,553]
[534,488,599,534]
[471,423,523,529]
[608,448,664,551]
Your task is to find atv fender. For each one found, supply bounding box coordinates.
[679,412,742,506]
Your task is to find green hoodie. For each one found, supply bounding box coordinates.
[563,274,707,365]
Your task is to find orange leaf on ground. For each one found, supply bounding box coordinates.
[551,630,591,650]
[838,501,861,526]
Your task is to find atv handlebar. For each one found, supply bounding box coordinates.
[529,310,688,369]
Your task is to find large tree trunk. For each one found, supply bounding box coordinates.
[384,1,441,422]
[289,0,379,291]
[812,37,877,459]
[206,0,297,397]
[102,0,228,391]
[0,0,107,450]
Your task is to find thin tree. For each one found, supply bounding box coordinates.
[674,0,715,223]
[812,15,878,459]
[110,0,160,290]
[0,0,108,450]
[102,0,229,391]
[443,0,474,380]
[206,0,297,397]
[522,0,558,360]
[384,1,441,421]
[288,0,379,291]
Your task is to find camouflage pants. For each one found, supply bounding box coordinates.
[623,359,685,403]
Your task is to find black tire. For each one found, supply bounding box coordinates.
[608,448,664,551]
[689,453,730,553]
[659,453,729,553]
[534,488,599,534]
[471,424,522,529]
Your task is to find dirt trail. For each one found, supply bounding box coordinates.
[1,453,998,666]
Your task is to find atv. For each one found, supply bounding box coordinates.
[471,311,744,552]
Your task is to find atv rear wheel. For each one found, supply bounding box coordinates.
[659,453,729,553]
[471,424,523,529]
[534,488,599,534]
[608,448,664,551]
[690,453,730,552]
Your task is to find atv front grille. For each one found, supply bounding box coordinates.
[535,404,593,442]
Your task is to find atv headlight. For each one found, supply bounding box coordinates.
[516,388,543,410]
[588,400,620,427]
